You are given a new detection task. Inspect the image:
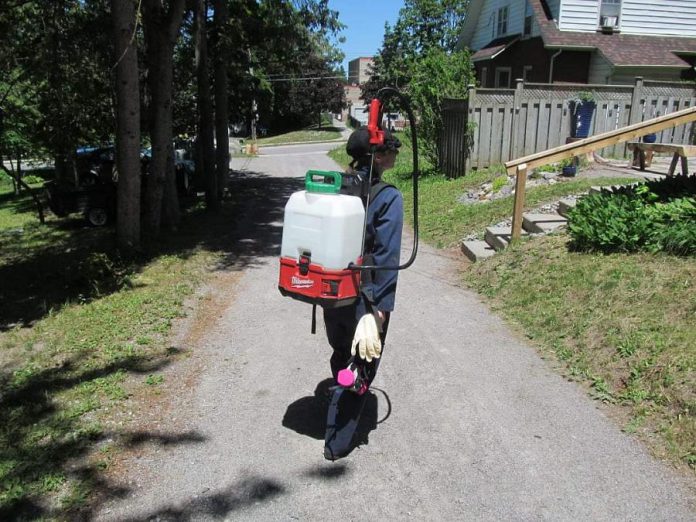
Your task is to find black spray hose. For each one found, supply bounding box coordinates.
[349,86,419,272]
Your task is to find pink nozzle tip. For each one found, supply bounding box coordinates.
[337,368,356,387]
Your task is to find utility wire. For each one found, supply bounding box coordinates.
[266,75,347,82]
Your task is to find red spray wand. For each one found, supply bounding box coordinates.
[367,98,384,147]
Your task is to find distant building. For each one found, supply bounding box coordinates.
[344,84,364,124]
[347,57,374,84]
[343,57,374,124]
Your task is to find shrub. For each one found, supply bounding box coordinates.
[408,48,475,169]
[568,176,696,255]
[22,175,44,185]
[491,175,508,192]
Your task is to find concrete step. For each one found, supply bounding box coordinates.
[590,182,640,195]
[522,213,568,234]
[484,225,527,251]
[589,185,606,195]
[461,240,496,262]
[557,198,577,218]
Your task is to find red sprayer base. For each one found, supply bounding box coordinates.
[278,256,361,308]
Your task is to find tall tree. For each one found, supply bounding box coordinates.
[194,0,217,211]
[362,0,469,99]
[360,0,473,169]
[213,0,230,200]
[1,1,114,183]
[142,0,187,237]
[112,0,141,250]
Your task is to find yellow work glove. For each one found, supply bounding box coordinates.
[351,313,383,362]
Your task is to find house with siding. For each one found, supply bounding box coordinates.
[459,0,696,86]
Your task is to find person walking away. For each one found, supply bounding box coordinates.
[323,126,403,459]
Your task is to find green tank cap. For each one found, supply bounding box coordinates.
[305,170,343,194]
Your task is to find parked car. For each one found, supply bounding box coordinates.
[44,178,116,227]
[141,147,195,197]
[44,144,196,227]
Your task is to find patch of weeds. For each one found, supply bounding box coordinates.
[532,164,556,175]
[624,414,646,434]
[40,473,66,493]
[60,479,91,510]
[616,332,641,358]
[591,377,616,403]
[554,342,573,362]
[145,374,165,386]
[491,175,508,193]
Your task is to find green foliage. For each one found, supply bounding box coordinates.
[362,0,470,99]
[491,175,508,193]
[1,1,114,159]
[20,174,43,185]
[408,48,475,168]
[568,176,696,255]
[575,90,596,103]
[145,374,165,386]
[222,0,346,133]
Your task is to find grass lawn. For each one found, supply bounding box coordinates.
[0,179,231,518]
[255,125,342,146]
[465,235,696,472]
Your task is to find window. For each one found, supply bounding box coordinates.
[497,6,508,37]
[523,0,533,36]
[599,0,620,28]
[481,67,488,88]
[495,67,511,88]
[523,65,533,82]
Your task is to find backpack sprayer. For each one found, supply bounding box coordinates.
[278,86,419,309]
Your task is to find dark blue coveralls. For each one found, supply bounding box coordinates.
[322,166,404,386]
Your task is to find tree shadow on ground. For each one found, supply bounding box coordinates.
[0,170,305,517]
[117,477,286,521]
[0,349,210,520]
[0,170,302,330]
[0,170,303,518]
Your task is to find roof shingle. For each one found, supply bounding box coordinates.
[530,0,696,68]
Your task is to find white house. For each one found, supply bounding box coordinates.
[459,0,696,86]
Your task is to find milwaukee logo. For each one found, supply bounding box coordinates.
[291,276,314,288]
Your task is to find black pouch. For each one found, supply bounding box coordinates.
[340,171,369,200]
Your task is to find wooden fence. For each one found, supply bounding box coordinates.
[440,77,696,177]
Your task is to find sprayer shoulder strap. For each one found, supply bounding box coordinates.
[368,181,394,207]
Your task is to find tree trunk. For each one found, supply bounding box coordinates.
[142,0,186,237]
[15,151,22,194]
[213,0,230,200]
[195,0,218,211]
[112,0,141,251]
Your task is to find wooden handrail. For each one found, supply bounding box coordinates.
[504,105,696,240]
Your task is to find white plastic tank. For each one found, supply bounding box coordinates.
[280,171,365,270]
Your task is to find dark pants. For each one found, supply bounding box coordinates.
[323,301,390,386]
